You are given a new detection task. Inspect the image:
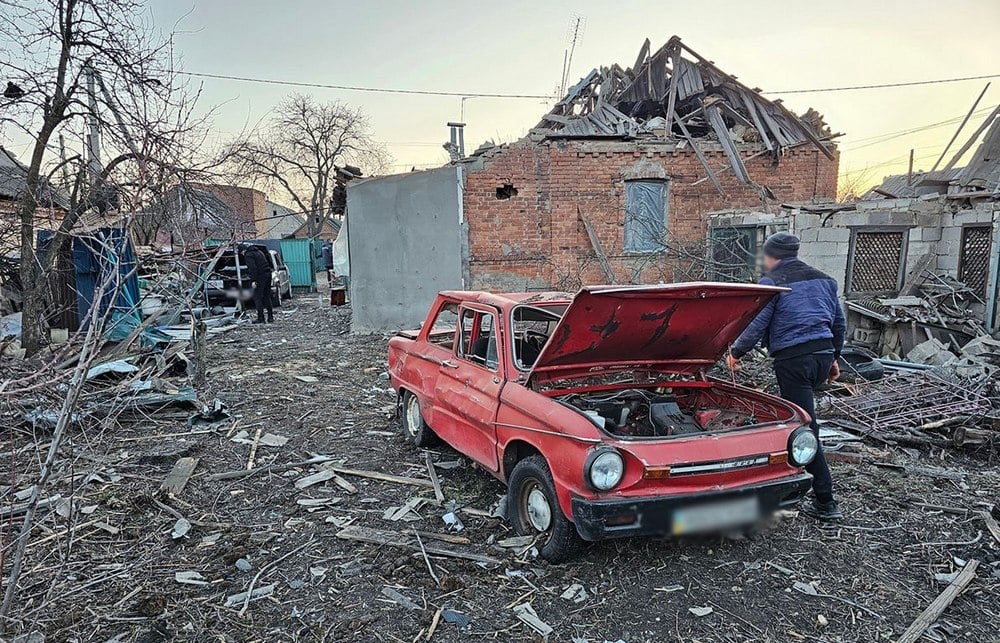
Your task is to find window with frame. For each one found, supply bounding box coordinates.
[458,308,499,371]
[710,226,758,282]
[623,180,668,253]
[958,225,992,298]
[847,228,908,295]
[425,301,459,348]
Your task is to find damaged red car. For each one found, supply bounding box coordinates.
[388,284,819,561]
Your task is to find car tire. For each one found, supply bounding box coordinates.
[400,391,439,448]
[507,455,584,563]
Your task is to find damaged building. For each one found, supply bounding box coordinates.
[709,108,1000,368]
[347,36,839,331]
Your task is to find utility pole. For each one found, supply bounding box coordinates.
[84,64,102,182]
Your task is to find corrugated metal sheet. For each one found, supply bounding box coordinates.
[279,238,316,290]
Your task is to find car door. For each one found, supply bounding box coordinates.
[433,305,503,471]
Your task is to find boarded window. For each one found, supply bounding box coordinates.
[959,225,992,297]
[848,229,907,294]
[623,180,667,253]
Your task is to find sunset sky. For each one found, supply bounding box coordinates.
[6,0,1000,197]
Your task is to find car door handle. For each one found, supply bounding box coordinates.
[441,360,460,369]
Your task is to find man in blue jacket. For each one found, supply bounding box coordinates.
[727,232,846,521]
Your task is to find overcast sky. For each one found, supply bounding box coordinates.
[6,0,1000,195]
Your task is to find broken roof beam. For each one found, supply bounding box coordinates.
[705,103,751,183]
[663,43,681,135]
[674,108,725,197]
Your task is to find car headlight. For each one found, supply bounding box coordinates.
[788,427,818,466]
[586,449,624,491]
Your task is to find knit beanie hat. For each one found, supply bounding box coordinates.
[763,232,800,259]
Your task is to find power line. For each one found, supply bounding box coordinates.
[178,70,553,99]
[767,73,1000,94]
[179,68,1000,100]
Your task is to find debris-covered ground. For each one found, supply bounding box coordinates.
[3,295,999,642]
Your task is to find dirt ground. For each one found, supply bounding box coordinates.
[3,293,999,642]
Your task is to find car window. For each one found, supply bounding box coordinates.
[458,308,499,371]
[426,302,459,348]
[512,304,565,369]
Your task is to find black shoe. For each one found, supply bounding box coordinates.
[252,318,266,325]
[800,499,843,521]
[267,315,274,323]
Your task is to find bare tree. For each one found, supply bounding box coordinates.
[226,94,389,237]
[0,0,210,355]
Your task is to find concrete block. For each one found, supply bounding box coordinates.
[937,254,959,271]
[798,227,820,243]
[819,227,851,243]
[809,241,840,256]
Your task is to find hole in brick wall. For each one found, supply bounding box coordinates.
[496,183,518,200]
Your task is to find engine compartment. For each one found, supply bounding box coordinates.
[558,386,794,438]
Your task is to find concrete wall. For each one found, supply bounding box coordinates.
[709,198,1000,332]
[347,166,464,333]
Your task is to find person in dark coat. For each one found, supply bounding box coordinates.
[242,244,274,324]
[727,232,847,521]
[321,241,334,284]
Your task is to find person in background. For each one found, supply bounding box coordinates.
[242,243,274,324]
[727,232,847,521]
[321,241,334,285]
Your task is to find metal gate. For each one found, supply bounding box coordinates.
[279,238,317,291]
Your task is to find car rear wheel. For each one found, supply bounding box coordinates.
[400,391,439,447]
[507,455,584,563]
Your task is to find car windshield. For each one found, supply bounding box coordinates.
[512,304,566,370]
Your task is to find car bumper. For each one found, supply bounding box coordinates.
[571,473,812,541]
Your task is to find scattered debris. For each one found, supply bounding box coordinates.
[381,586,421,611]
[512,603,553,639]
[688,606,714,617]
[170,518,191,540]
[896,560,980,643]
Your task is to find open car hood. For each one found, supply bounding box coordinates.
[528,283,786,385]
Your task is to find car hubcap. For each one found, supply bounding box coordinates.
[523,483,552,533]
[405,397,420,436]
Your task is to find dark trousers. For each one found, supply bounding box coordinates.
[252,273,273,320]
[773,352,835,504]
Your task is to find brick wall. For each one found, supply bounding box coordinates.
[191,183,268,238]
[463,138,838,291]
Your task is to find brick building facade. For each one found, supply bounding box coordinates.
[464,138,838,290]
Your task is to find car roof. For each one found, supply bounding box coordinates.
[438,290,573,309]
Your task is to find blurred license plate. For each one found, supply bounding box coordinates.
[672,496,760,535]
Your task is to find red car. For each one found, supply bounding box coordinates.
[388,284,818,562]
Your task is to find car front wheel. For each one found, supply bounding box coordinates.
[507,455,583,563]
[400,391,439,447]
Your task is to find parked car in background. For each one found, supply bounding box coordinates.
[387,284,819,562]
[204,244,291,310]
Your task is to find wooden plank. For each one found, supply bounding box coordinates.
[160,457,199,496]
[326,466,434,489]
[741,93,773,151]
[663,43,681,135]
[425,452,445,503]
[675,109,725,197]
[705,103,751,183]
[943,104,1000,171]
[336,525,501,566]
[895,559,979,643]
[578,208,617,284]
[980,511,1000,546]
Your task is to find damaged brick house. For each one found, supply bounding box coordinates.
[348,36,839,330]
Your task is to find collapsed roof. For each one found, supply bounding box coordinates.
[864,107,1000,200]
[535,36,836,193]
